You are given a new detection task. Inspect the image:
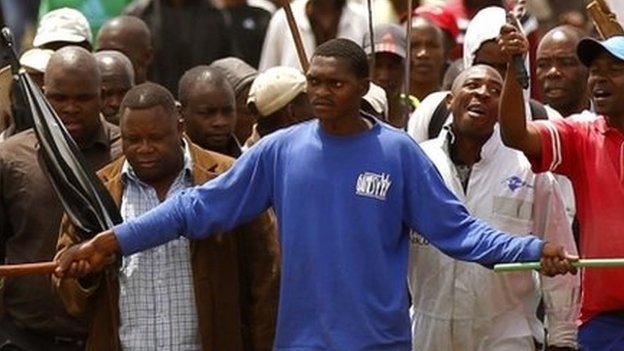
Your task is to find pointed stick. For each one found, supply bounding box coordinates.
[279,0,309,71]
[0,262,57,277]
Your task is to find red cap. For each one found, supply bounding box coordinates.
[412,4,460,43]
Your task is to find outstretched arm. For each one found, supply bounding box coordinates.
[404,143,576,276]
[56,141,275,277]
[498,24,543,159]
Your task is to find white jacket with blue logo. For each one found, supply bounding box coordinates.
[408,127,580,350]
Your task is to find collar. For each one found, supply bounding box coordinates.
[439,123,502,163]
[121,139,193,184]
[595,116,624,137]
[88,116,114,150]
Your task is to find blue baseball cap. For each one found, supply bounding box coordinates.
[577,35,624,67]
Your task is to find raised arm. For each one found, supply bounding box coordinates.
[498,24,543,159]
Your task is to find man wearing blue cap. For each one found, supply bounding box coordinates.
[498,24,624,350]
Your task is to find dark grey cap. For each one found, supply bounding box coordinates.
[363,23,407,59]
[209,57,258,96]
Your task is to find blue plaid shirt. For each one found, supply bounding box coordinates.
[118,142,201,350]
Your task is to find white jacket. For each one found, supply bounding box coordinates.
[408,128,579,350]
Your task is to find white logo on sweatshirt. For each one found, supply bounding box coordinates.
[356,172,392,201]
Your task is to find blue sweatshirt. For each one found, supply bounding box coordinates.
[115,119,543,350]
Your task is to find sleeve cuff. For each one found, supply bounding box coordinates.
[113,222,138,256]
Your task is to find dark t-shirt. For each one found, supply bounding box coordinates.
[129,1,233,93]
[222,5,271,68]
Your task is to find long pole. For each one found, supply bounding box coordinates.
[494,258,624,272]
[367,0,375,70]
[0,262,57,277]
[279,0,310,71]
[404,0,413,99]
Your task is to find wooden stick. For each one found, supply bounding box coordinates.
[404,0,414,99]
[494,259,624,272]
[279,0,309,71]
[0,262,57,277]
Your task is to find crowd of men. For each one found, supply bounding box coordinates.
[0,0,622,350]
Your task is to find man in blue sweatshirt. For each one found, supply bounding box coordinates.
[55,39,577,350]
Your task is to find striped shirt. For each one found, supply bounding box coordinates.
[118,142,201,350]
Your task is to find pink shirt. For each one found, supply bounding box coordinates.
[530,116,624,324]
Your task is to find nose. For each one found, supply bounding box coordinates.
[414,45,428,58]
[61,99,80,114]
[136,139,155,154]
[474,84,490,98]
[211,113,230,128]
[545,64,562,79]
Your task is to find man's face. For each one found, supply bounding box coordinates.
[307,56,368,121]
[410,20,445,84]
[371,52,404,96]
[101,73,133,124]
[182,83,237,151]
[450,66,502,140]
[473,40,508,78]
[234,84,255,142]
[45,69,102,145]
[536,33,587,114]
[121,105,184,183]
[588,52,624,119]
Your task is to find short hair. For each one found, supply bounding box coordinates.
[119,82,176,120]
[178,65,234,106]
[313,38,369,79]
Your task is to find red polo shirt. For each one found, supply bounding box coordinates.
[529,116,624,324]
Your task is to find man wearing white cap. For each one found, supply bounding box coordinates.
[0,48,53,141]
[245,66,312,148]
[33,7,92,51]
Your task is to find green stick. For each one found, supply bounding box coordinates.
[494,258,624,272]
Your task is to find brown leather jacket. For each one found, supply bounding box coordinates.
[52,142,280,350]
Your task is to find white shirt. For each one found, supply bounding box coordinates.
[408,127,580,350]
[258,0,368,70]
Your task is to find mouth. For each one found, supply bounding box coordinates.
[466,103,487,119]
[411,62,432,72]
[593,88,612,101]
[136,159,159,168]
[544,87,567,98]
[206,134,230,142]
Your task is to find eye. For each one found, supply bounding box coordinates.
[331,81,344,89]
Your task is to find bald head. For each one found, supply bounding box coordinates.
[536,25,589,116]
[450,64,502,94]
[178,66,234,106]
[538,25,585,54]
[97,16,152,83]
[95,51,135,124]
[44,46,102,148]
[46,46,100,89]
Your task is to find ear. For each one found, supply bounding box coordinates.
[359,78,370,98]
[445,92,454,110]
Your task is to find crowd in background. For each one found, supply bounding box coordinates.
[0,0,622,350]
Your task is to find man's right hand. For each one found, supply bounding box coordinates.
[54,230,120,278]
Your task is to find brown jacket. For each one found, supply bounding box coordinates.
[53,142,280,350]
